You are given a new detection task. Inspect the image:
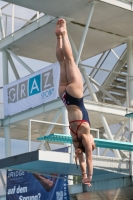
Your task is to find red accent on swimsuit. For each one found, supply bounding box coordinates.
[69,120,89,139]
[61,92,67,106]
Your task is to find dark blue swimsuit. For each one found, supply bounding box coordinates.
[61,91,90,144]
[62,91,90,122]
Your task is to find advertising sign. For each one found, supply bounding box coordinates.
[6,148,70,200]
[3,62,60,116]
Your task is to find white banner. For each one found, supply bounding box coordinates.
[3,63,60,116]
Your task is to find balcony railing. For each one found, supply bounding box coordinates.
[0,2,44,40]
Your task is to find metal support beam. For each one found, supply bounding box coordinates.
[28,119,31,152]
[8,53,20,80]
[96,129,100,156]
[102,119,128,156]
[43,142,51,151]
[75,2,95,65]
[100,115,121,158]
[38,122,51,150]
[89,76,122,106]
[126,75,129,107]
[0,8,5,38]
[2,50,8,85]
[102,49,127,89]
[12,4,14,34]
[6,49,34,73]
[61,107,73,185]
[102,148,110,157]
[129,117,133,183]
[82,67,98,101]
[114,120,128,140]
[62,106,69,135]
[68,34,97,101]
[127,37,133,107]
[37,11,39,19]
[111,49,120,60]
[127,37,133,183]
[4,126,11,157]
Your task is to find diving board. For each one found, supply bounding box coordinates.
[37,134,133,151]
[125,113,133,118]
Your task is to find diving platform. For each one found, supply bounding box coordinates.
[0,149,125,176]
[0,150,81,176]
[0,149,132,199]
[0,149,130,179]
[37,134,133,151]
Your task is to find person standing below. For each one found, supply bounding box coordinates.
[55,18,95,187]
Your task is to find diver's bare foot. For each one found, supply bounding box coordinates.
[59,18,67,36]
[55,19,62,39]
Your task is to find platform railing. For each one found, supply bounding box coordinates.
[28,119,100,163]
[0,3,44,40]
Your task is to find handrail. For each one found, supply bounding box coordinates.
[0,4,43,39]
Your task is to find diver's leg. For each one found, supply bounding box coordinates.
[59,18,83,98]
[55,19,68,97]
